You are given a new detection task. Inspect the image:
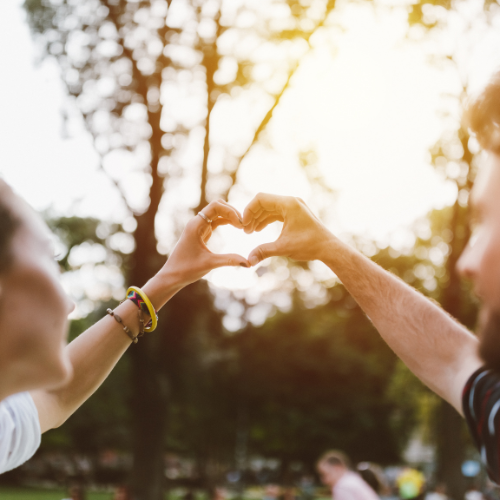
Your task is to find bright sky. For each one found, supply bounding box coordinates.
[1,0,500,304]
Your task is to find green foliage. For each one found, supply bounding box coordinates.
[47,215,132,273]
[0,487,112,500]
[47,216,103,271]
[231,292,401,466]
[386,360,438,446]
[37,207,479,473]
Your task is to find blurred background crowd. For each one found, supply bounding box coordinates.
[2,450,496,499]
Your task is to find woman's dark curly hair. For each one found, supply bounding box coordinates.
[0,181,19,273]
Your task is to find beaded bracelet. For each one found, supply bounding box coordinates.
[107,308,139,344]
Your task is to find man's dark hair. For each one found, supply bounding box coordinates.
[356,463,382,493]
[0,180,19,272]
[317,450,351,470]
[466,71,500,154]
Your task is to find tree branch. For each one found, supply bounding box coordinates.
[195,2,223,213]
[96,160,134,214]
[221,3,336,200]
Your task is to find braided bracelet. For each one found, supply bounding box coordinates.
[126,286,158,332]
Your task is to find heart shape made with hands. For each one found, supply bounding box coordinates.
[198,197,286,270]
[198,193,327,271]
[206,221,280,268]
[168,193,326,289]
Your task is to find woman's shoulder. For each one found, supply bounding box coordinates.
[0,392,41,474]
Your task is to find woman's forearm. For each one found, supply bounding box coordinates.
[320,237,482,414]
[31,271,181,432]
[30,200,247,433]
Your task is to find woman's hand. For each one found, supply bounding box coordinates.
[159,200,250,289]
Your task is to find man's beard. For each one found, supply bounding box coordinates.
[479,308,500,371]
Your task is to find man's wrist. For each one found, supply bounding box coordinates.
[316,232,341,265]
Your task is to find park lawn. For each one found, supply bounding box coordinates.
[0,487,113,500]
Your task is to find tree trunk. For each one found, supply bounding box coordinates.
[195,9,221,214]
[129,104,168,500]
[129,337,169,500]
[435,399,467,499]
[435,196,470,499]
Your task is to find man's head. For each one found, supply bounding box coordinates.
[458,74,500,370]
[316,450,350,487]
[0,180,73,399]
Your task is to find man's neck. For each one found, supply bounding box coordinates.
[332,468,348,487]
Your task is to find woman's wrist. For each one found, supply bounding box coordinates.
[141,270,184,311]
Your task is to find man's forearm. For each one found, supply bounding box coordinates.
[319,236,482,413]
[31,271,182,432]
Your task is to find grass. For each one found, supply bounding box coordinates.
[0,487,113,500]
[0,487,299,500]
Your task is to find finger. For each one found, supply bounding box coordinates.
[210,252,251,269]
[244,206,281,233]
[217,199,243,222]
[248,241,284,267]
[203,201,243,228]
[245,213,267,234]
[254,215,283,232]
[211,218,231,230]
[200,218,232,244]
[242,193,287,228]
[251,210,282,231]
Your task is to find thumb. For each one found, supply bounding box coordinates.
[248,241,282,267]
[211,252,251,269]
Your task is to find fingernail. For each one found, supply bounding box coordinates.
[240,262,250,268]
[249,256,259,267]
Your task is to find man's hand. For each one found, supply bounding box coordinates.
[242,193,334,266]
[161,199,250,288]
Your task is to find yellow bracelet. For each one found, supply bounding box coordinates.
[126,286,158,332]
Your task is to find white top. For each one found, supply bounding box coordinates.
[333,471,380,500]
[0,392,41,474]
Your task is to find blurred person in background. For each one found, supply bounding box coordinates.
[263,484,281,500]
[242,71,500,487]
[424,484,449,500]
[62,483,85,500]
[209,486,226,500]
[317,450,379,499]
[464,484,484,500]
[356,462,389,496]
[0,181,249,474]
[282,486,297,500]
[298,474,315,500]
[113,485,132,500]
[396,468,426,500]
[482,479,500,500]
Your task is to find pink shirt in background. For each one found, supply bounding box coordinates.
[333,471,380,500]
